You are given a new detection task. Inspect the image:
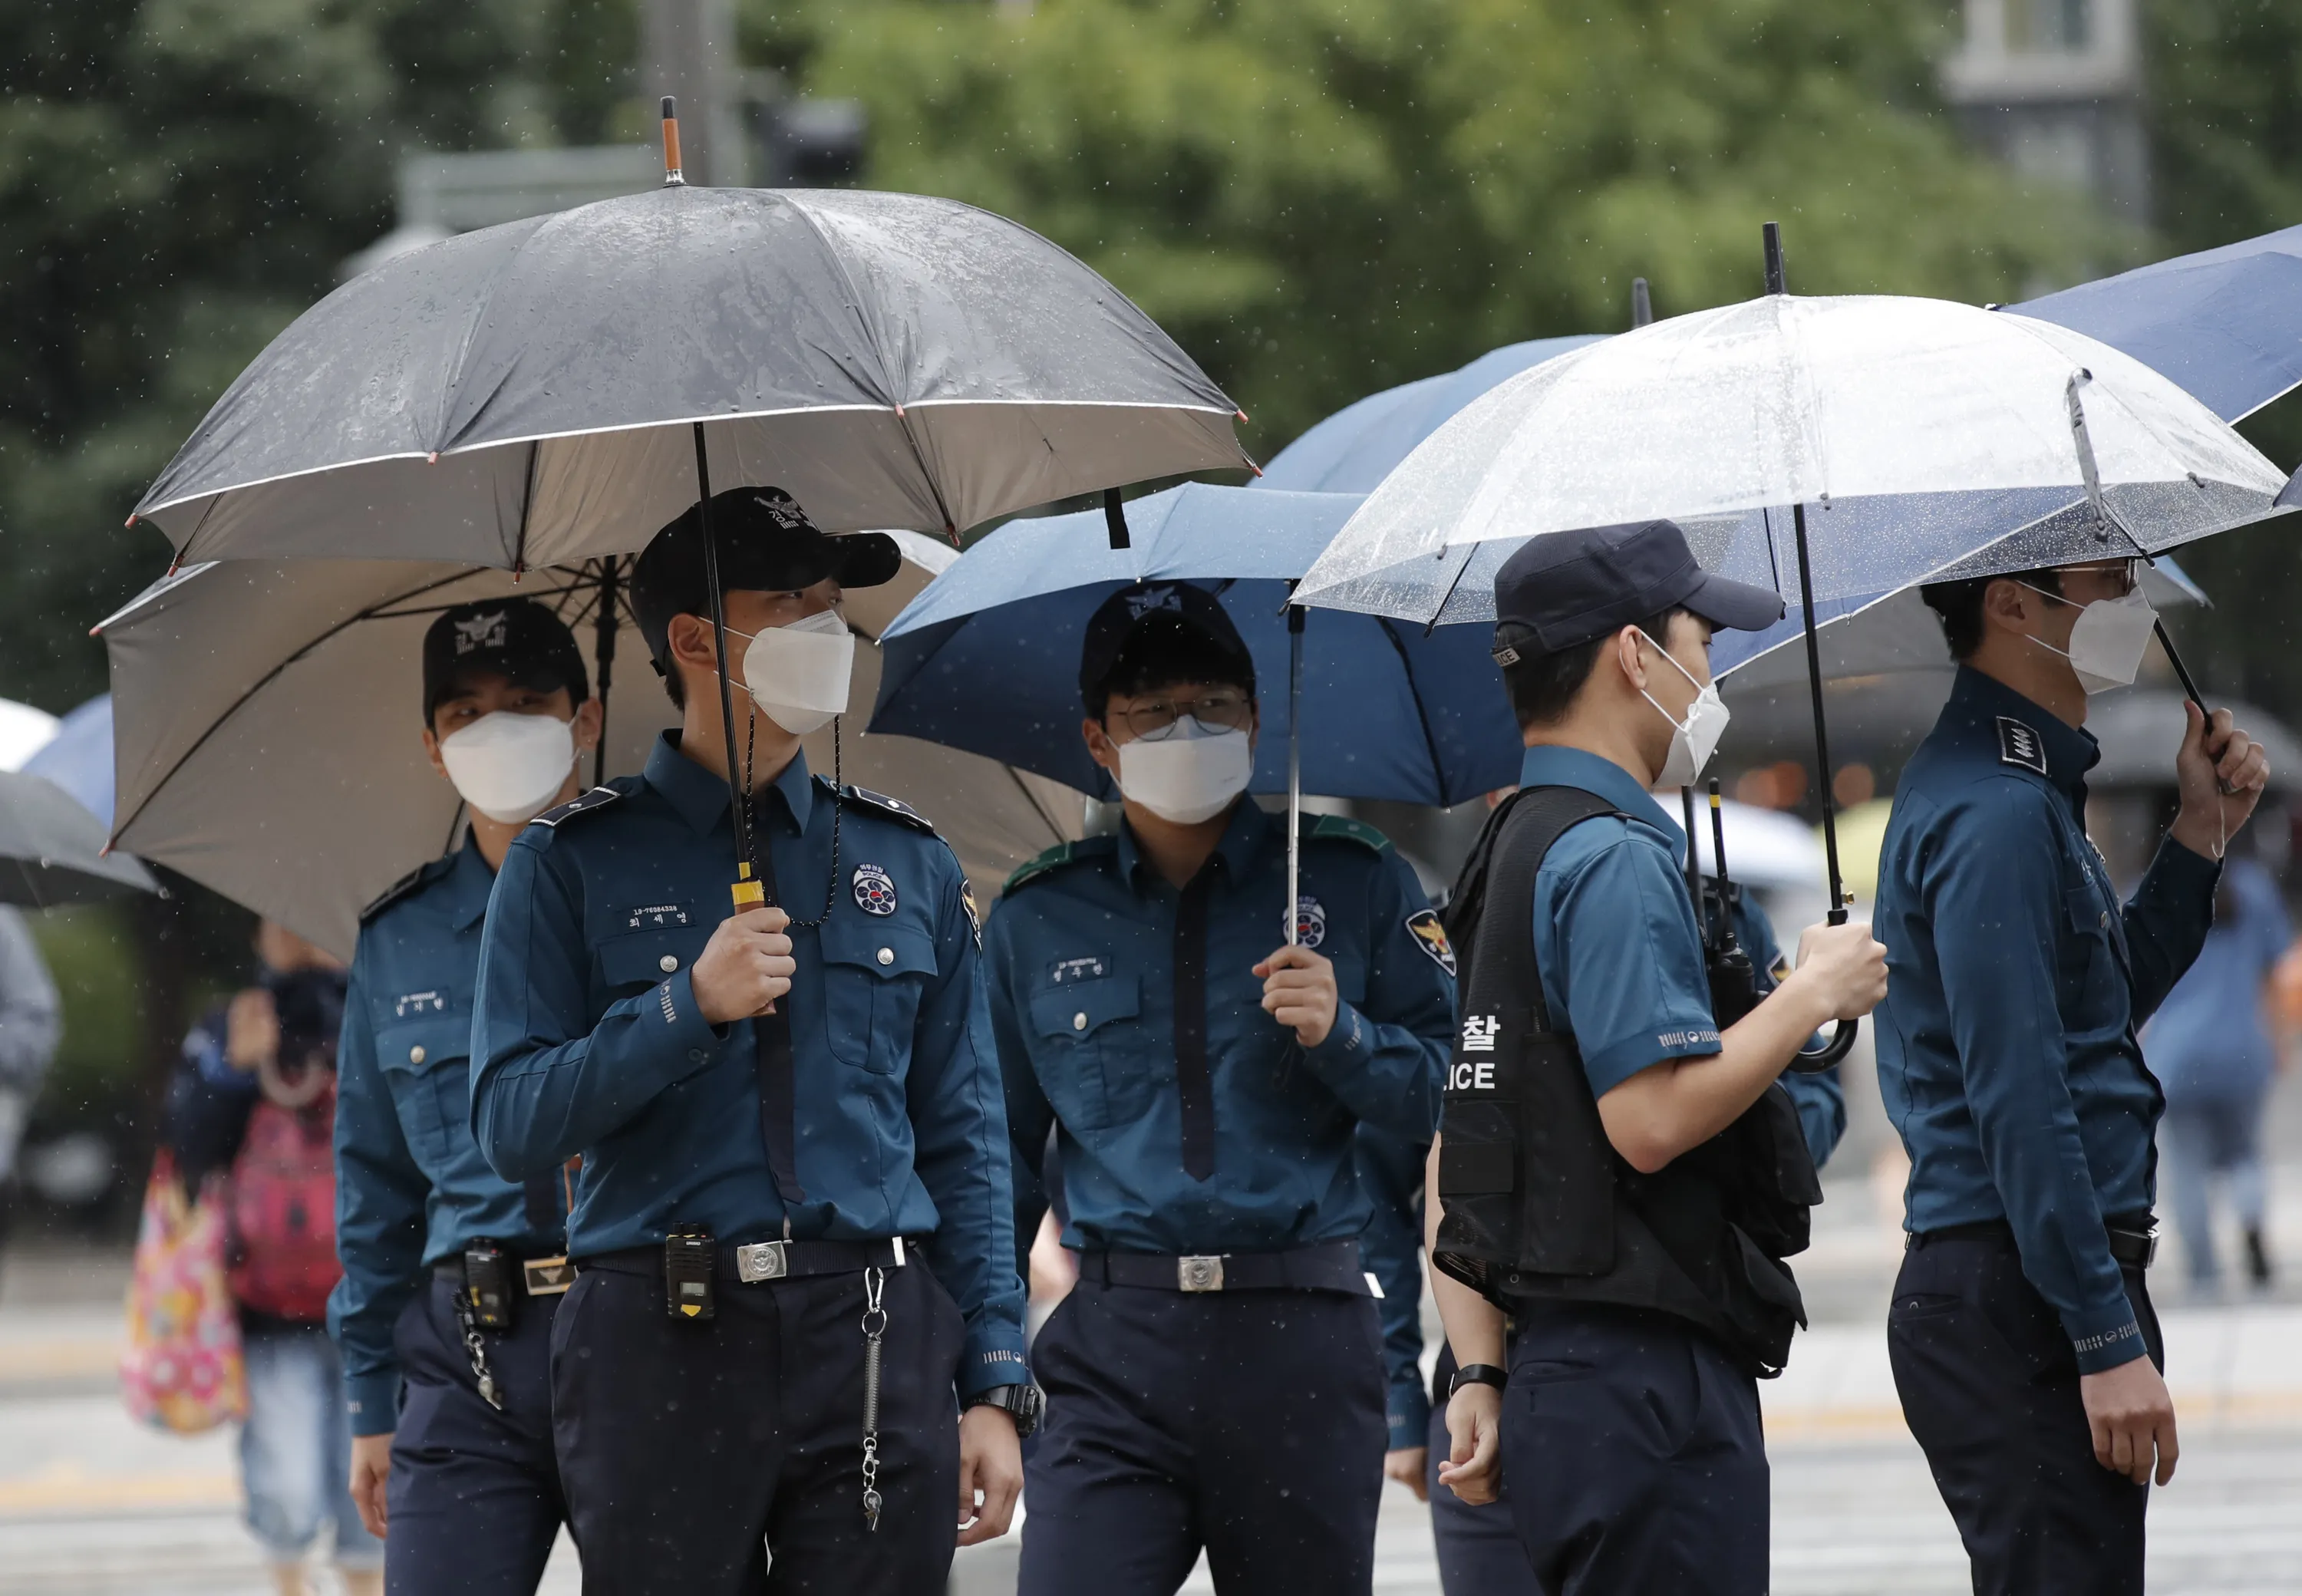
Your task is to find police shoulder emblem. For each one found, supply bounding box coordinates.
[1404,908,1456,977]
[853,863,898,916]
[530,785,624,829]
[1290,895,1327,949]
[1996,716,2047,775]
[960,879,982,946]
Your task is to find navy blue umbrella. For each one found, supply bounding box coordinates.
[872,483,1523,930]
[1252,335,1604,493]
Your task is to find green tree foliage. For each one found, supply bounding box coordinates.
[0,0,635,714]
[755,0,2122,459]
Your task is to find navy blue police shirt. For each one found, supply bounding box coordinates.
[328,837,566,1434]
[470,733,1027,1398]
[1875,666,2216,1373]
[987,799,1454,1265]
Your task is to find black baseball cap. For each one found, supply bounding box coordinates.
[1490,519,1784,660]
[631,486,903,665]
[421,598,589,725]
[1078,581,1256,709]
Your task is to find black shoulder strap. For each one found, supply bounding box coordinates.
[1453,786,1624,1021]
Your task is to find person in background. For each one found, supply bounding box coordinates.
[331,599,600,1594]
[0,905,61,1243]
[167,919,381,1596]
[2143,850,2292,1291]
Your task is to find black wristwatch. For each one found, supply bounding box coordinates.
[1448,1363,1509,1398]
[966,1382,1044,1439]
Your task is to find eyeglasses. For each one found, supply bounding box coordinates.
[1109,689,1253,742]
[2051,559,2141,600]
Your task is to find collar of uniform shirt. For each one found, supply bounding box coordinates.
[445,832,496,930]
[1946,664,2100,800]
[643,729,816,837]
[1516,744,1686,851]
[1113,795,1270,895]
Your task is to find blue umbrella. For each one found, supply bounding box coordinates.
[21,695,114,833]
[872,483,1524,930]
[1252,335,1604,493]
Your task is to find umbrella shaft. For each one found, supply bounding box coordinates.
[1789,500,1848,926]
[694,422,760,886]
[1285,606,1304,947]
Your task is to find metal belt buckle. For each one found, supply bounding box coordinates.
[736,1241,790,1283]
[1176,1255,1225,1293]
[522,1255,574,1296]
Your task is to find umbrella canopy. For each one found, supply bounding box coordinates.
[0,700,59,773]
[101,536,1083,958]
[872,483,1522,807]
[1295,293,2290,625]
[21,696,117,830]
[2012,223,2302,426]
[0,771,156,908]
[1252,335,1604,493]
[133,185,1245,567]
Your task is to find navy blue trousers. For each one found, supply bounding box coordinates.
[386,1276,566,1596]
[1018,1281,1387,1596]
[1423,1347,1538,1596]
[550,1257,962,1596]
[1889,1231,2162,1596]
[1500,1304,1767,1596]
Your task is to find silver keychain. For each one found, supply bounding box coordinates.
[859,1266,887,1530]
[452,1288,503,1411]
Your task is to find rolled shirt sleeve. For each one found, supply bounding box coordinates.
[328,956,430,1434]
[1542,825,1723,1097]
[904,861,1029,1401]
[470,833,724,1182]
[1931,781,2142,1371]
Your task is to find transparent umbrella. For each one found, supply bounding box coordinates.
[1298,226,2295,1062]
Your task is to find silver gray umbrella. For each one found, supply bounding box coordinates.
[97,536,1082,959]
[0,772,156,908]
[130,185,1245,566]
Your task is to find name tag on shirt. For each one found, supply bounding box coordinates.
[392,990,449,1017]
[1050,955,1109,984]
[619,902,694,931]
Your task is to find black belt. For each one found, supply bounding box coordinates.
[579,1235,911,1285]
[1076,1238,1370,1295]
[434,1255,576,1297]
[1908,1214,2158,1270]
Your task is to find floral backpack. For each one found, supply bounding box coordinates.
[120,1151,247,1433]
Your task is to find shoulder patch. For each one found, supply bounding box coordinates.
[1003,836,1116,894]
[529,786,624,829]
[1996,716,2048,776]
[358,855,454,924]
[1404,908,1456,977]
[1300,812,1392,854]
[836,783,937,836]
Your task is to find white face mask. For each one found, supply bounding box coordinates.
[1114,721,1255,824]
[1637,630,1730,788]
[437,711,578,823]
[2018,582,2159,696]
[734,608,855,735]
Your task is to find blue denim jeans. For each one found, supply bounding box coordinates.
[239,1321,384,1568]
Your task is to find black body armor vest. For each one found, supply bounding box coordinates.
[1431,785,1822,1377]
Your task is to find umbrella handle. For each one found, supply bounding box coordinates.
[1792,1020,1858,1072]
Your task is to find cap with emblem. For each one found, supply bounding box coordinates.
[632,486,903,670]
[1077,580,1256,710]
[1489,519,1785,661]
[421,598,591,726]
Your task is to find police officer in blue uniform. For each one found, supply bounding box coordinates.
[470,487,1034,1595]
[1366,859,1848,1596]
[1430,520,1887,1596]
[331,598,599,1594]
[1878,558,2267,1594]
[987,582,1456,1596]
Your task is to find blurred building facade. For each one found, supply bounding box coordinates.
[1944,0,2151,222]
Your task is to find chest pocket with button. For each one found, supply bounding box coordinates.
[819,915,939,1075]
[374,1011,475,1166]
[1026,973,1144,1131]
[2057,875,2125,1025]
[595,925,713,1004]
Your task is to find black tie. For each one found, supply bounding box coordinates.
[1173,866,1218,1182]
[750,834,807,1205]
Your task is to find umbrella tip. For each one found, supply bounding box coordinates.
[1236,408,1249,423]
[427,450,439,464]
[124,513,137,528]
[661,97,686,187]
